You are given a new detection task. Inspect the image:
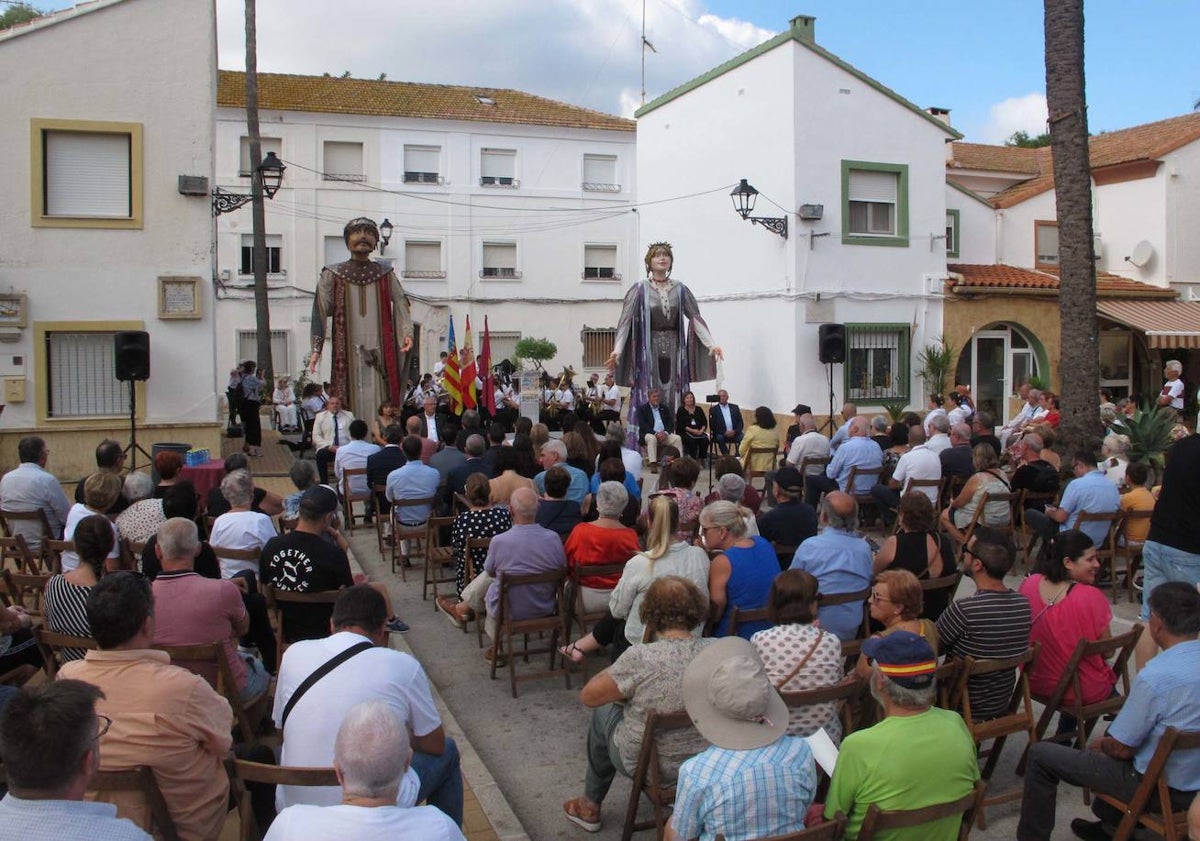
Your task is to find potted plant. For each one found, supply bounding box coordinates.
[916,336,955,398]
[1113,403,1177,484]
[513,337,557,375]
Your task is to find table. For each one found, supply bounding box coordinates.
[180,460,224,500]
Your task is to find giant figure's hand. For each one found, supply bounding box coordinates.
[711,346,724,361]
[606,351,619,373]
[401,336,414,353]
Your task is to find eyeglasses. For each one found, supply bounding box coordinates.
[869,591,893,603]
[94,714,113,743]
[700,524,725,533]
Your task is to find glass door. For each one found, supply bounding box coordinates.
[972,331,1009,422]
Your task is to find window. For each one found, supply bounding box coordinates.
[486,331,522,366]
[946,210,960,258]
[323,235,348,269]
[481,242,520,279]
[403,241,445,278]
[236,330,291,375]
[404,145,441,184]
[31,118,143,228]
[323,141,364,182]
[844,324,910,402]
[841,160,908,247]
[582,328,616,369]
[239,136,281,177]
[240,234,282,276]
[582,154,619,192]
[1035,221,1059,268]
[582,244,619,280]
[480,148,517,187]
[46,331,127,417]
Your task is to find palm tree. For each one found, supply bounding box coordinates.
[1044,0,1098,451]
[246,0,274,388]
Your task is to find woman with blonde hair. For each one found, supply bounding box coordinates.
[530,423,551,458]
[701,500,778,639]
[1099,432,1130,489]
[60,472,123,573]
[560,496,710,661]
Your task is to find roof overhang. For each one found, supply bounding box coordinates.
[1097,300,1200,348]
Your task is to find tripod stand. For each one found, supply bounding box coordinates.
[823,362,838,435]
[122,379,152,470]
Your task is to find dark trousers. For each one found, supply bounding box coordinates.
[242,400,262,447]
[681,433,709,462]
[1023,509,1058,562]
[232,741,277,834]
[805,474,839,507]
[316,447,336,484]
[593,409,621,435]
[1017,741,1194,840]
[871,485,902,528]
[410,738,464,826]
[713,431,742,456]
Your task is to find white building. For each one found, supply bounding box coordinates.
[634,15,958,416]
[214,72,637,400]
[0,0,219,478]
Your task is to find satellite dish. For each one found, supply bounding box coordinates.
[1127,240,1154,268]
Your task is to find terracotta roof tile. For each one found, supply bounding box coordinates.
[947,264,1177,299]
[972,112,1200,209]
[217,71,635,133]
[948,143,1043,175]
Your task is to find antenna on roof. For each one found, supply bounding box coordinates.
[640,0,652,106]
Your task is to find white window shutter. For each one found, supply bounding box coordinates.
[848,170,897,203]
[45,132,130,217]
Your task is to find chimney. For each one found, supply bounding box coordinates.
[926,107,951,127]
[789,15,816,43]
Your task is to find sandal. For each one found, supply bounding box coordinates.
[559,642,586,664]
[563,797,601,833]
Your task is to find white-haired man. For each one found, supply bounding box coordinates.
[265,700,464,841]
[534,439,590,505]
[636,388,683,471]
[1157,359,1185,418]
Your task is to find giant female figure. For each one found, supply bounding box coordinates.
[308,217,413,416]
[606,242,722,421]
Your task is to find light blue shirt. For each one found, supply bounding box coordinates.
[718,404,734,432]
[0,462,71,548]
[829,420,852,451]
[1108,640,1200,787]
[825,436,883,495]
[790,528,873,640]
[672,738,817,841]
[385,461,441,524]
[589,471,641,501]
[0,795,151,841]
[535,464,590,504]
[651,406,666,434]
[1057,469,1120,544]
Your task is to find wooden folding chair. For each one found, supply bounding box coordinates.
[467,536,494,646]
[846,466,883,527]
[1017,489,1058,568]
[569,561,627,639]
[33,626,98,677]
[819,586,871,640]
[228,758,338,841]
[0,533,40,575]
[840,638,863,673]
[155,643,259,744]
[340,467,371,532]
[423,515,458,603]
[890,478,945,534]
[1076,510,1122,603]
[1114,509,1152,603]
[0,509,54,569]
[620,708,701,841]
[726,605,771,638]
[263,585,342,673]
[798,456,832,504]
[747,446,779,492]
[370,482,388,556]
[44,538,74,574]
[389,496,434,579]
[954,646,1039,828]
[715,816,847,841]
[90,765,181,841]
[1019,623,1143,774]
[770,541,799,570]
[210,546,262,585]
[856,780,986,841]
[2,568,50,618]
[953,490,1016,563]
[919,571,963,618]
[780,675,864,743]
[1094,726,1200,841]
[489,568,571,698]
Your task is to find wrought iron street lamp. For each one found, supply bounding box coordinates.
[730,178,788,239]
[212,152,286,216]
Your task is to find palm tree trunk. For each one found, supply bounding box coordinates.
[246,0,273,390]
[1045,0,1098,451]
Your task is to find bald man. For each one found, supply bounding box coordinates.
[789,491,873,641]
[804,416,883,507]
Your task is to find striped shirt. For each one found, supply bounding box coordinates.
[43,574,94,662]
[671,738,816,841]
[936,588,1032,720]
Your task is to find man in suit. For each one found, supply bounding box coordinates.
[313,396,355,484]
[446,434,492,511]
[709,389,744,456]
[367,424,407,526]
[418,395,445,447]
[636,388,682,473]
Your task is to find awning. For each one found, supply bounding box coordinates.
[1097,300,1200,349]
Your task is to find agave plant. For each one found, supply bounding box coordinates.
[1113,403,1176,472]
[916,336,955,398]
[880,401,909,423]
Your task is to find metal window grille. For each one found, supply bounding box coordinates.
[46,332,126,417]
[236,330,291,374]
[404,145,441,184]
[844,324,910,402]
[582,245,619,279]
[481,242,519,278]
[582,154,619,192]
[581,328,616,369]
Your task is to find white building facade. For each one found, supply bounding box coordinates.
[215,72,638,399]
[634,15,958,416]
[0,0,220,477]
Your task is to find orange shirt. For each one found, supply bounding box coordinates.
[564,521,640,589]
[1119,486,1155,544]
[60,649,233,841]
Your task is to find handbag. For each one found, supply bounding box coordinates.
[775,629,826,689]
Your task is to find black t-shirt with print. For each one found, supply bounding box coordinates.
[261,531,353,643]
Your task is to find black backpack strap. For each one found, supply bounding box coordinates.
[280,640,373,730]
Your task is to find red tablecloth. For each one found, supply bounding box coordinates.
[180,460,225,500]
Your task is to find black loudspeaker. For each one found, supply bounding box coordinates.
[114,331,150,381]
[818,323,846,364]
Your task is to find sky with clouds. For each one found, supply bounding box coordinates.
[36,0,1200,143]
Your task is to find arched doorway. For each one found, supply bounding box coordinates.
[955,323,1046,422]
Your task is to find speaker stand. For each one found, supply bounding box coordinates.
[122,379,152,471]
[824,362,838,436]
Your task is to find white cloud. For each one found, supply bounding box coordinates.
[978,93,1048,144]
[215,0,779,118]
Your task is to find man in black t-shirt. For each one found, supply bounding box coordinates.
[1009,433,1060,508]
[757,466,819,569]
[74,439,130,515]
[261,486,355,643]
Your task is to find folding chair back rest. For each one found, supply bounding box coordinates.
[90,765,182,841]
[726,605,771,639]
[2,568,50,616]
[818,586,871,639]
[230,758,338,841]
[0,533,40,574]
[1093,727,1200,841]
[493,568,570,697]
[780,675,864,740]
[570,561,628,637]
[620,708,700,841]
[857,780,986,841]
[155,642,257,743]
[33,626,98,677]
[714,814,847,840]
